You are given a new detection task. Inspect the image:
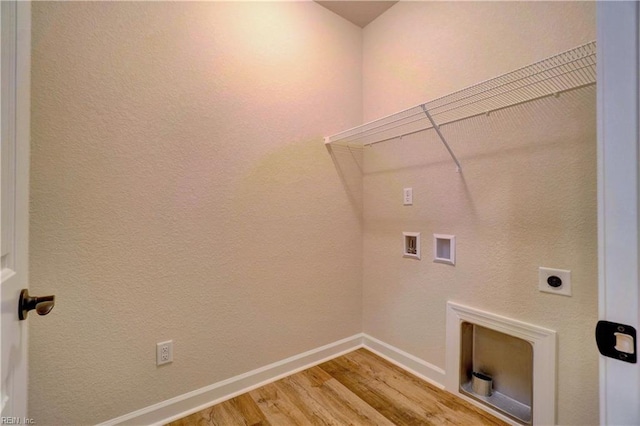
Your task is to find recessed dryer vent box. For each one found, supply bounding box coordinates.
[434,234,455,265]
[403,232,420,259]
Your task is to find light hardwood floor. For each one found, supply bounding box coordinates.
[168,348,508,426]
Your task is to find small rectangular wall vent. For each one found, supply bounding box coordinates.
[434,234,455,265]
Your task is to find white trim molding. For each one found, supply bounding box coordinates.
[100,333,452,426]
[104,325,552,426]
[99,334,364,426]
[445,302,556,426]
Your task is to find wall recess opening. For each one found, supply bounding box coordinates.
[434,234,455,265]
[403,232,420,259]
[460,322,533,424]
[445,302,557,426]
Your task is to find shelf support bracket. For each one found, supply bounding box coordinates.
[421,105,462,172]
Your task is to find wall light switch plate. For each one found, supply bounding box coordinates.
[539,267,571,296]
[403,188,413,205]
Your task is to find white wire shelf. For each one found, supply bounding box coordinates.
[325,41,597,171]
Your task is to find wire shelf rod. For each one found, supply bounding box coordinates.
[421,105,462,172]
[361,81,596,149]
[427,62,595,119]
[363,128,426,148]
[339,73,594,147]
[325,41,597,170]
[425,41,595,109]
[327,104,429,143]
[343,112,433,144]
[426,55,595,113]
[330,54,594,144]
[337,60,595,145]
[435,81,596,127]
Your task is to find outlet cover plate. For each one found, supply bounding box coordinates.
[539,267,571,296]
[156,340,173,366]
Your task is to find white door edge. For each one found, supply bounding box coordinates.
[1,0,31,418]
[597,2,640,425]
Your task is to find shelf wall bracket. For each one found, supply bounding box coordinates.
[421,105,462,172]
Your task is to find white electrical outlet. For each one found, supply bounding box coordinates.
[403,188,413,205]
[539,267,572,296]
[156,340,173,366]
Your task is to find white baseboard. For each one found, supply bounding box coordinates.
[100,333,448,426]
[99,334,364,426]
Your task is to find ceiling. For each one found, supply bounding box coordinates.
[315,1,398,28]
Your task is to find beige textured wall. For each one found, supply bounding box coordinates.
[29,2,600,424]
[361,2,598,425]
[29,2,362,424]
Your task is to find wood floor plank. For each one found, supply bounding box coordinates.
[272,373,346,425]
[167,401,223,426]
[169,395,268,426]
[210,401,250,426]
[210,399,253,426]
[250,382,319,425]
[168,348,509,426]
[319,349,508,426]
[317,375,395,426]
[354,349,507,425]
[166,412,206,426]
[319,355,436,425]
[341,350,448,423]
[350,349,503,425]
[300,364,333,386]
[228,393,270,426]
[286,367,393,426]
